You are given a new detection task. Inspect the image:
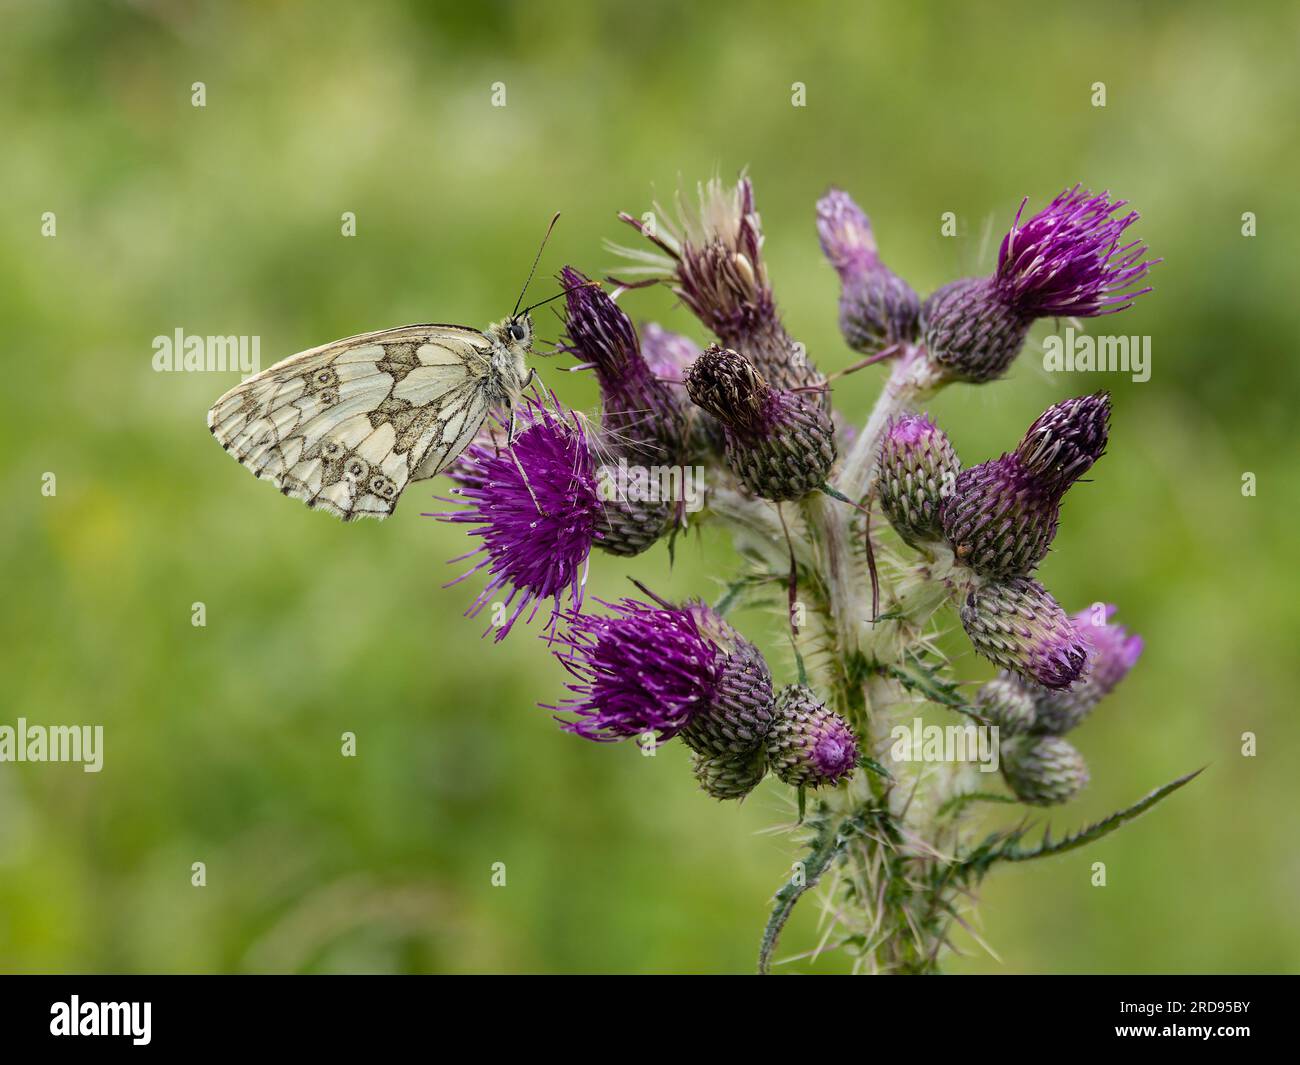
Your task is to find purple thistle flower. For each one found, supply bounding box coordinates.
[1032,604,1144,734]
[685,344,836,501]
[921,187,1158,383]
[995,186,1158,318]
[959,576,1090,690]
[817,188,920,353]
[434,397,597,640]
[559,266,689,464]
[942,393,1110,578]
[548,596,772,744]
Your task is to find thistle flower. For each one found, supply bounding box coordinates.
[685,344,836,501]
[437,397,597,639]
[921,187,1158,382]
[765,685,859,789]
[941,393,1110,579]
[549,597,773,747]
[559,266,689,465]
[614,175,826,400]
[816,187,920,353]
[1001,734,1090,806]
[877,412,961,548]
[975,674,1038,736]
[692,747,768,801]
[959,576,1090,690]
[1033,604,1144,734]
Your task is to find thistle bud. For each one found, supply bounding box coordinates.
[692,747,768,801]
[975,675,1038,736]
[685,345,836,501]
[817,188,920,353]
[1033,605,1144,734]
[921,188,1158,383]
[877,412,961,547]
[560,266,688,465]
[764,685,859,789]
[1001,734,1090,806]
[941,394,1110,578]
[960,577,1090,690]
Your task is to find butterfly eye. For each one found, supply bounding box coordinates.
[508,322,526,342]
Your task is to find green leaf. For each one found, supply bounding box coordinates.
[758,811,855,975]
[999,767,1205,863]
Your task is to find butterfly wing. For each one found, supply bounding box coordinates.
[208,324,495,521]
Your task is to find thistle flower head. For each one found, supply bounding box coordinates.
[921,276,1032,384]
[685,345,836,501]
[549,598,723,742]
[549,596,774,750]
[921,188,1157,383]
[437,397,596,639]
[613,176,770,342]
[614,175,824,397]
[960,576,1090,690]
[941,394,1110,578]
[1001,734,1090,806]
[994,186,1158,318]
[765,685,859,788]
[1033,604,1144,734]
[878,412,961,548]
[559,266,688,465]
[817,188,920,352]
[1014,391,1110,493]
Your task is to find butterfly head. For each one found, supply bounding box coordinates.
[493,313,534,355]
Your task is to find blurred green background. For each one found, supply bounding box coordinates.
[2,0,1297,974]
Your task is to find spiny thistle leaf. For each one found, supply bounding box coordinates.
[758,809,857,974]
[998,766,1204,863]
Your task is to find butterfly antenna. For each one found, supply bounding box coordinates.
[520,280,601,317]
[513,212,562,318]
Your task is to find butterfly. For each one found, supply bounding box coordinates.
[207,216,577,521]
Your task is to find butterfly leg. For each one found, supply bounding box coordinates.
[505,403,548,517]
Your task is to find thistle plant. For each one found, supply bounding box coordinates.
[433,175,1197,974]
